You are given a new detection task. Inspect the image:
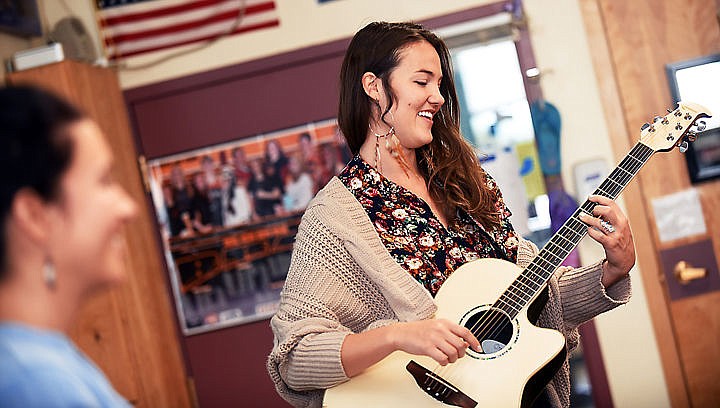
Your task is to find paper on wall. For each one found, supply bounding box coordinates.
[651,188,706,242]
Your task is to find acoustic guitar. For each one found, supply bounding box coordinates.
[323,102,711,407]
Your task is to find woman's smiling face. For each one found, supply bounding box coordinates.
[378,40,445,150]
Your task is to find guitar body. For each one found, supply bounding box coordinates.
[323,258,566,408]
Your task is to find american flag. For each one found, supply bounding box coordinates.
[96,0,280,61]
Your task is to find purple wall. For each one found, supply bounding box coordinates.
[125,40,348,160]
[184,320,281,407]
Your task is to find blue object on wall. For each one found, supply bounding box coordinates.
[530,100,562,176]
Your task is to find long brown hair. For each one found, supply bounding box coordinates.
[337,21,501,230]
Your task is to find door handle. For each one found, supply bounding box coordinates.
[673,261,707,284]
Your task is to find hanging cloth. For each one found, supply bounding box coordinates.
[530,100,562,176]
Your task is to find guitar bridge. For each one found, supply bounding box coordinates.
[406,360,477,408]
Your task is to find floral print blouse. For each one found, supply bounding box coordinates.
[339,156,519,297]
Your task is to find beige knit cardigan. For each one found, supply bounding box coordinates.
[267,177,631,408]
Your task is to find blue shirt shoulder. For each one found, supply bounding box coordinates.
[0,323,130,408]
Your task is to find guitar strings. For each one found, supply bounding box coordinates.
[427,143,654,391]
[465,143,651,353]
[432,143,652,389]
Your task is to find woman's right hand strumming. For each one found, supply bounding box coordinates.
[341,318,481,378]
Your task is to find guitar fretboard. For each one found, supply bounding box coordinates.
[494,142,654,319]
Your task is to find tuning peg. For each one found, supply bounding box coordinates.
[641,123,650,131]
[686,131,697,142]
[696,120,707,132]
[678,141,689,153]
[653,116,663,123]
[667,109,673,113]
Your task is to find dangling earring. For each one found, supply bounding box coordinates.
[370,125,394,174]
[385,132,412,178]
[43,257,56,290]
[423,144,436,177]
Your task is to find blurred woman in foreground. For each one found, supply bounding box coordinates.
[0,85,136,407]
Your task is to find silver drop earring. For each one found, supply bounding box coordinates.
[43,258,56,290]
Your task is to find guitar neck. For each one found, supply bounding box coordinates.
[497,142,655,317]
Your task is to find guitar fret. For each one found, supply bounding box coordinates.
[626,154,644,166]
[514,278,538,293]
[566,221,583,234]
[510,287,532,303]
[607,170,625,185]
[532,261,553,277]
[524,268,545,285]
[546,242,570,257]
[561,225,584,241]
[613,172,631,187]
[512,286,532,302]
[496,297,520,314]
[595,187,612,197]
[536,252,560,265]
[503,289,523,305]
[546,248,568,262]
[610,169,630,183]
[571,218,589,233]
[624,157,639,167]
[541,259,557,273]
[548,239,570,254]
[615,166,633,178]
[526,274,545,287]
[508,282,528,296]
[554,234,575,249]
[601,177,623,191]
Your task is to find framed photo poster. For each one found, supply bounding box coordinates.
[148,119,350,335]
[665,54,720,183]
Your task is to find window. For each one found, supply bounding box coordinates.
[441,18,552,244]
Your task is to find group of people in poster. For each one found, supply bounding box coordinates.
[160,130,351,239]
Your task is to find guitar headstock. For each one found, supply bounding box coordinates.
[639,101,712,152]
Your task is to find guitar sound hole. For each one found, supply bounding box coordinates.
[463,308,513,354]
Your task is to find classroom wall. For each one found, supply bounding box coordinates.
[1,0,669,406]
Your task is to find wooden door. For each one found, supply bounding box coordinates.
[581,1,720,407]
[7,61,193,408]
